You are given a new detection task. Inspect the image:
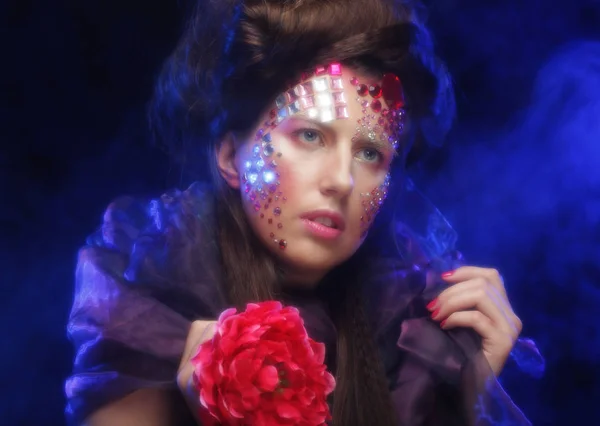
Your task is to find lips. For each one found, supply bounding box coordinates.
[300,210,346,231]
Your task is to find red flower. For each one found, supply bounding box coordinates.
[191,301,336,425]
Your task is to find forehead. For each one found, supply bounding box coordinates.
[264,63,406,148]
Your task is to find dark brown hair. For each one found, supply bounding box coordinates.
[150,1,454,424]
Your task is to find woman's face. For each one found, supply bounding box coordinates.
[218,64,406,285]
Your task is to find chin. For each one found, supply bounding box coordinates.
[277,239,354,276]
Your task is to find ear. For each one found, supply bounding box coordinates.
[215,133,242,189]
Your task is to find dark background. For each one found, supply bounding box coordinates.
[2,0,599,425]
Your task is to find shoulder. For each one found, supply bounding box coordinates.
[83,181,218,282]
[85,181,214,255]
[72,181,225,325]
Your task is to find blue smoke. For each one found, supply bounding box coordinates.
[418,40,600,422]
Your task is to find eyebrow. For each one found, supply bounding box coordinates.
[285,115,398,156]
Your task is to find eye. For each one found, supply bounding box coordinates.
[293,128,322,144]
[357,147,383,163]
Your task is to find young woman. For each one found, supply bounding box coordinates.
[65,0,530,425]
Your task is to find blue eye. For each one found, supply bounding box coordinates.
[295,129,320,143]
[358,148,382,163]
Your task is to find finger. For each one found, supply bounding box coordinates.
[429,278,510,332]
[179,320,217,371]
[440,310,495,338]
[177,321,217,395]
[441,310,515,376]
[441,266,507,298]
[434,276,514,322]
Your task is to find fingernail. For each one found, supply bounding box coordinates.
[431,308,440,320]
[440,319,447,328]
[426,298,438,311]
[441,270,455,278]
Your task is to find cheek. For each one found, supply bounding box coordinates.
[356,172,391,235]
[240,132,289,250]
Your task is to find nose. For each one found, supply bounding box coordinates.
[319,145,354,198]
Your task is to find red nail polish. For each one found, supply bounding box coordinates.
[441,270,455,278]
[431,308,440,320]
[426,299,438,311]
[440,319,447,328]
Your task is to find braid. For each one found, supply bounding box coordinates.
[325,262,397,426]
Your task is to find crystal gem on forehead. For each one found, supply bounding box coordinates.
[333,92,346,104]
[329,63,342,75]
[335,106,349,119]
[277,108,288,123]
[275,94,287,109]
[369,84,383,98]
[381,73,405,110]
[320,108,334,122]
[288,101,301,114]
[300,96,315,109]
[312,77,328,92]
[331,77,344,90]
[285,89,298,103]
[316,93,332,107]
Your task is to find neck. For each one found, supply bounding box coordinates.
[280,267,327,290]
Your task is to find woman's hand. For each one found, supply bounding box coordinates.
[427,266,522,376]
[177,320,217,423]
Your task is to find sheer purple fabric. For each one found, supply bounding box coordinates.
[65,183,531,425]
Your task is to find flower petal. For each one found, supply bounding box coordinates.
[256,365,279,392]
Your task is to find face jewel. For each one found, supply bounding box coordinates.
[262,133,272,143]
[275,94,287,109]
[294,83,312,96]
[278,239,287,250]
[368,84,382,98]
[357,84,368,96]
[331,77,344,90]
[333,92,346,104]
[273,207,282,216]
[328,63,342,75]
[316,93,332,107]
[262,170,276,183]
[299,96,315,109]
[285,89,298,103]
[246,172,258,184]
[315,65,327,75]
[306,108,318,119]
[288,101,301,114]
[320,108,334,122]
[277,108,288,123]
[312,77,328,92]
[359,173,391,230]
[381,73,405,110]
[335,106,349,119]
[350,77,359,86]
[263,144,275,156]
[371,100,382,112]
